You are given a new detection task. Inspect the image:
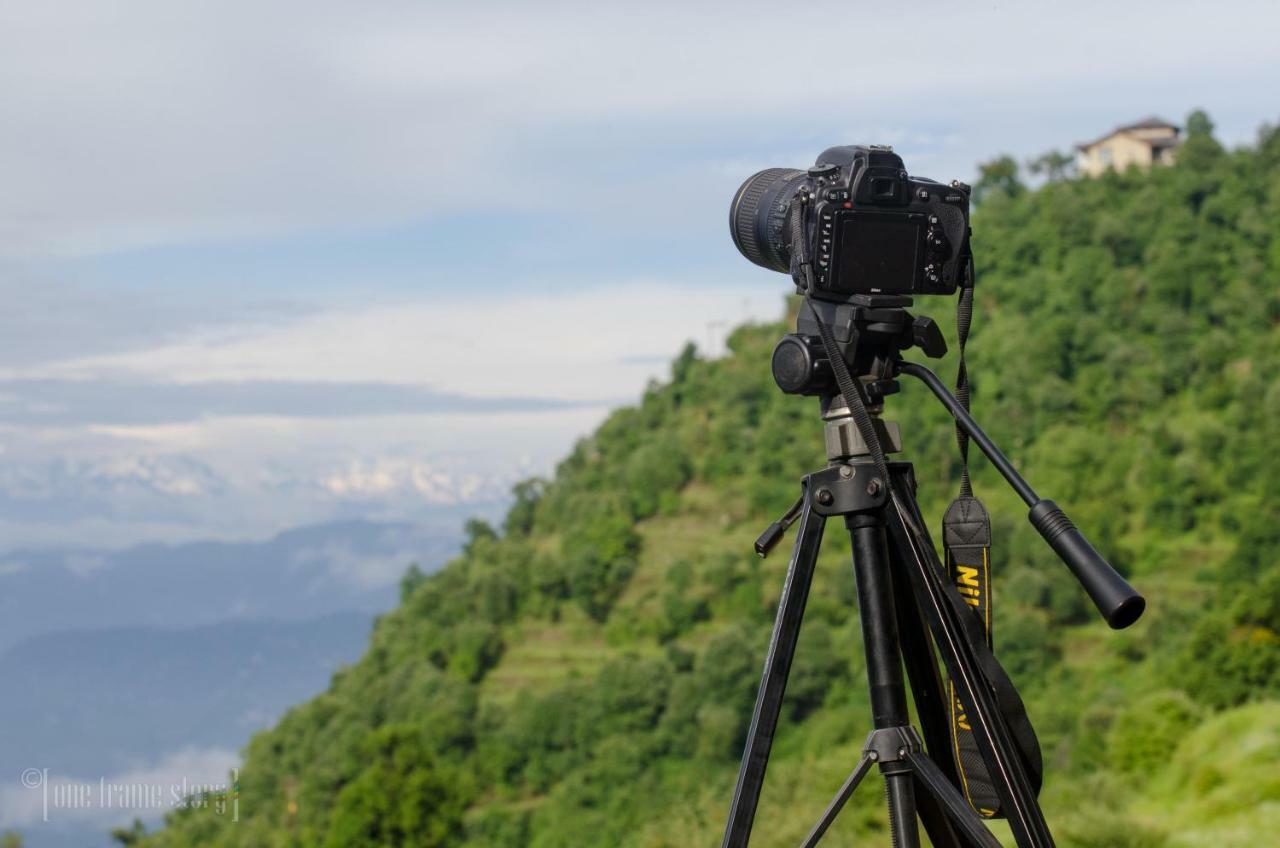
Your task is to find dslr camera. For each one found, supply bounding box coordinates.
[730,145,971,300]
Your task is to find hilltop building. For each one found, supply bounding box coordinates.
[1076,117,1181,176]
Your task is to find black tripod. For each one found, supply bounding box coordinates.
[720,297,1145,848]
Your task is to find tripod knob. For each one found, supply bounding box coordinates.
[911,316,947,359]
[771,334,832,395]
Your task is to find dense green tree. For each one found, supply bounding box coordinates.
[973,153,1025,202]
[462,518,498,555]
[399,562,427,602]
[110,820,147,845]
[1107,690,1202,773]
[503,478,546,537]
[1028,149,1076,182]
[1177,567,1280,708]
[323,725,467,848]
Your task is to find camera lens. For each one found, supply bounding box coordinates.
[729,167,806,273]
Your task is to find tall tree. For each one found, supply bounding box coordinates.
[1028,149,1076,182]
[323,725,466,848]
[110,820,146,845]
[973,154,1025,202]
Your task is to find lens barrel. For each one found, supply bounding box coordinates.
[729,168,806,273]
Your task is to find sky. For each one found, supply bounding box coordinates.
[1,0,1278,547]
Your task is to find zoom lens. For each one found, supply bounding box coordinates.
[729,167,806,273]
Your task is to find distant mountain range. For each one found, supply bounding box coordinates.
[0,518,463,653]
[0,452,514,548]
[0,613,375,777]
[0,517,472,847]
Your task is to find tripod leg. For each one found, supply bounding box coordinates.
[721,495,827,848]
[889,533,961,784]
[895,604,971,848]
[888,497,972,848]
[847,514,920,848]
[798,755,874,848]
[884,470,1055,848]
[906,752,1004,848]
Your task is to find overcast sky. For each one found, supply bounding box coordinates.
[1,0,1278,546]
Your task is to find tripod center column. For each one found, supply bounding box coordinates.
[822,395,902,462]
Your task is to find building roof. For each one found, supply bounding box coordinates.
[1115,116,1181,133]
[1075,116,1182,151]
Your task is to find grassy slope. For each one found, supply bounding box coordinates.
[140,117,1280,847]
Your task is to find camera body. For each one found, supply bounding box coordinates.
[730,145,971,300]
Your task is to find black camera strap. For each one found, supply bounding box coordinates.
[941,253,1043,818]
[954,254,977,498]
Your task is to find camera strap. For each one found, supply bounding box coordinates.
[942,253,1043,818]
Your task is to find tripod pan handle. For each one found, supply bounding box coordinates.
[1028,500,1145,629]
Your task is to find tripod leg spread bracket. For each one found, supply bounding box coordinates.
[802,728,1004,848]
[799,728,924,848]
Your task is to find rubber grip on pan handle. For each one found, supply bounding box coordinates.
[1028,499,1145,629]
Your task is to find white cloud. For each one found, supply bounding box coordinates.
[27,282,781,401]
[0,277,775,545]
[0,276,761,544]
[1,1,1276,256]
[2,0,1277,549]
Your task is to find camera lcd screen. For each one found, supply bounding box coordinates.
[832,212,923,294]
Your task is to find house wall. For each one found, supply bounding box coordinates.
[1078,130,1176,177]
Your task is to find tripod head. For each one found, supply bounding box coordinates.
[765,294,1146,631]
[771,295,946,406]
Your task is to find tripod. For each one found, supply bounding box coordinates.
[720,298,1145,848]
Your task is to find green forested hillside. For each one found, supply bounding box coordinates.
[140,114,1280,847]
